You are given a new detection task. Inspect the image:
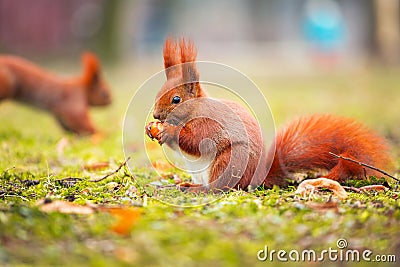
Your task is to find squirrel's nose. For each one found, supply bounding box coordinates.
[153,108,166,121]
[153,111,161,120]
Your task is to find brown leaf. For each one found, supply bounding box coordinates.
[177,182,203,188]
[83,162,110,171]
[38,200,95,214]
[359,185,388,192]
[104,207,141,236]
[343,184,389,194]
[38,199,141,235]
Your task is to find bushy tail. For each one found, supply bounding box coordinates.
[264,114,393,187]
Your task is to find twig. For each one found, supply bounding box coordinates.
[55,177,83,187]
[2,194,29,201]
[359,185,388,192]
[329,152,399,182]
[342,186,362,193]
[90,157,131,182]
[343,185,388,194]
[56,177,83,182]
[122,162,137,182]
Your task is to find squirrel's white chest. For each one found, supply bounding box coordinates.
[181,152,211,186]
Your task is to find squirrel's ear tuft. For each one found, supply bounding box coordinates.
[82,52,99,72]
[180,39,200,95]
[179,38,197,63]
[82,52,100,87]
[163,38,181,79]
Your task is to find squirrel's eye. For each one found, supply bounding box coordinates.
[172,96,181,104]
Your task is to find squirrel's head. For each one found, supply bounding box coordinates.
[153,38,207,121]
[81,52,112,106]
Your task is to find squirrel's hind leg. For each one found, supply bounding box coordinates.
[208,145,252,192]
[323,152,366,182]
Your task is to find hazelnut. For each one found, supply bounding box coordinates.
[146,121,163,140]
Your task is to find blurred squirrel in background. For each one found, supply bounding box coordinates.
[146,38,393,192]
[0,52,112,135]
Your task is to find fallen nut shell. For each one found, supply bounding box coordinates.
[295,177,348,200]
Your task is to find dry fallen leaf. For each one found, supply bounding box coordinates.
[343,184,389,194]
[177,182,203,188]
[38,200,95,214]
[295,178,348,200]
[359,185,388,192]
[37,199,141,235]
[104,207,141,236]
[83,162,110,171]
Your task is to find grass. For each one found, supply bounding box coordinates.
[0,63,399,266]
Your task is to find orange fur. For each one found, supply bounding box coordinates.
[0,52,112,135]
[163,38,181,79]
[179,38,197,63]
[151,38,393,192]
[265,115,393,187]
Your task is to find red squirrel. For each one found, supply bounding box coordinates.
[0,52,112,135]
[146,38,393,192]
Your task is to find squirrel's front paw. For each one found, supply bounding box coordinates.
[157,122,177,145]
[145,121,163,140]
[145,121,178,146]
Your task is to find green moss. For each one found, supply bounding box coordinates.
[1,67,399,266]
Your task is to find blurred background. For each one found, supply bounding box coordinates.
[0,0,400,152]
[1,0,399,68]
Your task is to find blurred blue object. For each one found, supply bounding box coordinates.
[303,0,345,53]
